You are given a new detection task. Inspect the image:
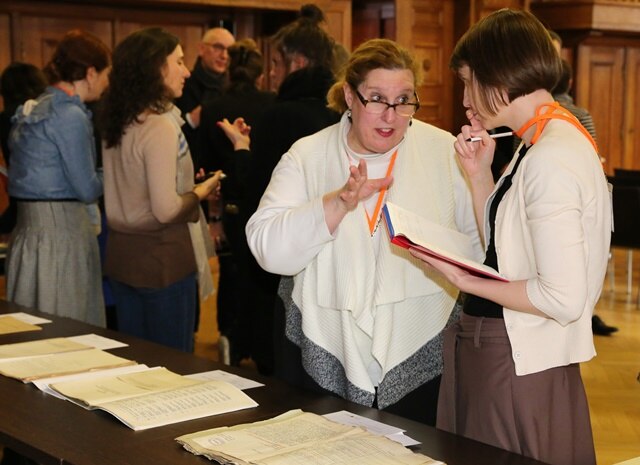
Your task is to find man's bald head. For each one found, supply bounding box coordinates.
[198,27,235,74]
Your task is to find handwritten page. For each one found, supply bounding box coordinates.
[177,410,444,465]
[0,348,136,382]
[383,202,507,282]
[0,316,42,335]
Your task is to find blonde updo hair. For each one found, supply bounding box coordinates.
[327,38,422,114]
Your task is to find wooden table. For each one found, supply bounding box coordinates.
[0,300,549,465]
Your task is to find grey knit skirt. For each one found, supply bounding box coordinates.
[5,201,105,327]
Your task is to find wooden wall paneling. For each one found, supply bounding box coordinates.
[18,15,113,68]
[400,0,454,132]
[0,15,11,77]
[352,4,386,48]
[623,47,640,170]
[576,44,625,174]
[320,0,352,49]
[114,22,206,70]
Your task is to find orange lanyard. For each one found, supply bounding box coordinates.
[514,101,599,152]
[364,149,398,235]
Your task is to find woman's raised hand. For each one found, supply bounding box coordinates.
[454,109,495,181]
[217,117,251,151]
[323,159,392,234]
[338,159,392,212]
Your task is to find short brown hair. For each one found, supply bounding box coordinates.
[450,9,561,116]
[327,38,421,114]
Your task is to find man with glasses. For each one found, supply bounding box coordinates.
[176,27,235,170]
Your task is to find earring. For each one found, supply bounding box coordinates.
[347,108,352,121]
[409,118,413,126]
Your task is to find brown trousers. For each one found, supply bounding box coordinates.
[437,313,596,465]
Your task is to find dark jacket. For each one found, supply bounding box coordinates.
[249,65,340,214]
[198,83,276,209]
[175,58,225,169]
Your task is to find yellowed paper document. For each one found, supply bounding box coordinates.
[0,348,136,381]
[0,316,42,335]
[50,367,202,407]
[93,380,258,430]
[0,337,91,360]
[177,410,444,465]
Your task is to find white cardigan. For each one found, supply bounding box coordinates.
[246,114,481,393]
[493,118,612,375]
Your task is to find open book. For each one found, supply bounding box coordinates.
[176,409,444,465]
[383,202,507,282]
[49,367,258,430]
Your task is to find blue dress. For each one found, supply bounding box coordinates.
[5,86,105,326]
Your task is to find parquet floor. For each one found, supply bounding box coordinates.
[195,250,640,465]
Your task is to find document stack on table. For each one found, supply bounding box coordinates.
[0,335,259,430]
[0,337,135,382]
[176,409,446,465]
[48,366,258,430]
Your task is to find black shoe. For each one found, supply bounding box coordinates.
[592,315,618,336]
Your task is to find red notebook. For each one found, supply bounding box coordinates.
[382,202,508,282]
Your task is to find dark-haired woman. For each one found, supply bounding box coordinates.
[198,38,275,369]
[410,9,610,464]
[100,28,222,353]
[6,30,110,326]
[248,3,341,377]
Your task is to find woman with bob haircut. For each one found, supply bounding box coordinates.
[6,30,110,326]
[410,9,610,464]
[100,27,222,352]
[246,38,481,425]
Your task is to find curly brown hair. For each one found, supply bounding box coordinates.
[99,27,179,148]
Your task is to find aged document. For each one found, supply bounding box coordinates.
[0,348,136,381]
[48,368,257,430]
[50,367,202,407]
[0,337,91,360]
[89,380,258,430]
[176,410,444,465]
[0,316,42,335]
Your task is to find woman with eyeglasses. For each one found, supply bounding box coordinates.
[245,38,481,425]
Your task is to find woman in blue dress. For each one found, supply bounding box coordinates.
[6,30,111,326]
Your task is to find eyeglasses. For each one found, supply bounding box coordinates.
[203,42,228,53]
[355,89,420,117]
